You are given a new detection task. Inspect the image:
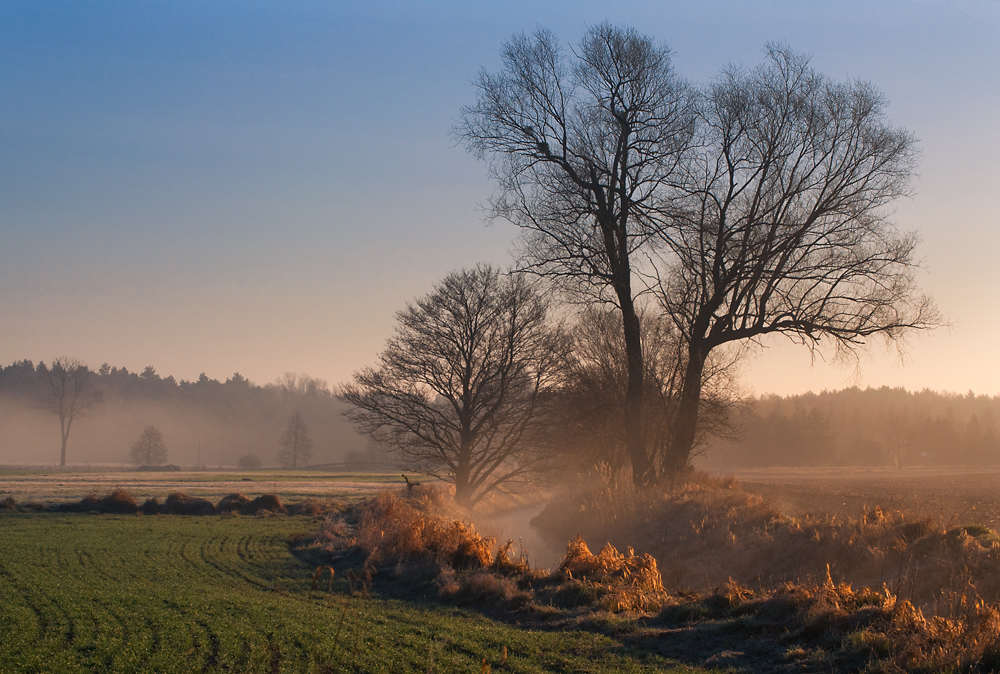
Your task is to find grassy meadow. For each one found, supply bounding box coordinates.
[0,511,698,674]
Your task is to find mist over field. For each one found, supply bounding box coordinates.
[3,3,1000,672]
[0,364,372,468]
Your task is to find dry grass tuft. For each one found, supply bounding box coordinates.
[558,536,665,612]
[68,488,139,514]
[348,490,494,571]
[314,487,665,613]
[491,540,530,576]
[242,494,286,515]
[161,492,216,515]
[437,568,532,609]
[0,496,16,510]
[101,488,139,513]
[217,493,251,513]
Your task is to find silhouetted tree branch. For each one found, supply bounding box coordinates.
[652,45,939,472]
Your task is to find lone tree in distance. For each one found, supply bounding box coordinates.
[278,411,313,469]
[38,357,103,467]
[456,23,696,486]
[340,265,564,508]
[130,425,167,467]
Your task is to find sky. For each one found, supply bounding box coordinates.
[1,0,998,397]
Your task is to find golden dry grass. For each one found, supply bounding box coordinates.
[535,468,1000,615]
[346,489,495,571]
[310,478,1000,671]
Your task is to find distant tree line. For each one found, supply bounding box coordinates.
[705,387,1000,469]
[0,360,370,467]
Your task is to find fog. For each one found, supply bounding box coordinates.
[0,382,373,469]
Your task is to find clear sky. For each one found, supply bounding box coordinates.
[1,0,998,396]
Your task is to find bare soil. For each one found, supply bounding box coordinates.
[723,466,1000,530]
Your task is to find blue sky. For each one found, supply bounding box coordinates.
[1,0,998,395]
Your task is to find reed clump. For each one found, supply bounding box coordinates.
[314,487,668,613]
[656,574,1000,673]
[306,482,1000,670]
[349,489,494,571]
[559,536,665,612]
[535,468,1000,614]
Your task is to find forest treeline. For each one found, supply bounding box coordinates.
[0,360,374,467]
[705,387,1000,469]
[3,358,994,470]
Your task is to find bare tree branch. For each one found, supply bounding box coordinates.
[339,265,564,508]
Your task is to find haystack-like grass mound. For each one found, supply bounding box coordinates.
[2,489,341,517]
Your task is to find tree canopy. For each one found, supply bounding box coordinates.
[340,265,564,507]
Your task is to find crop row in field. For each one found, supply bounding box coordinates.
[0,513,696,674]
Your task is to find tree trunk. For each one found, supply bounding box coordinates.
[59,415,70,467]
[454,473,473,509]
[664,342,707,476]
[619,299,652,485]
[454,445,473,509]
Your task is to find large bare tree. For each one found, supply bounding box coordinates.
[339,265,563,508]
[38,356,103,467]
[653,46,938,473]
[456,23,695,485]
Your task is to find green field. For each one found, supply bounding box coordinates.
[0,513,699,674]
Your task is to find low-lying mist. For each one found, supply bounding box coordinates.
[0,365,374,467]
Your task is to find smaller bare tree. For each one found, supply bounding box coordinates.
[130,426,167,467]
[340,265,564,508]
[38,357,103,467]
[278,411,313,469]
[883,408,910,470]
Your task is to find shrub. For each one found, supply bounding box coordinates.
[217,493,251,513]
[161,493,216,515]
[319,489,496,581]
[242,494,286,515]
[96,488,139,514]
[67,490,138,514]
[238,453,263,470]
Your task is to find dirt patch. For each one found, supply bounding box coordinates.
[727,467,1000,530]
